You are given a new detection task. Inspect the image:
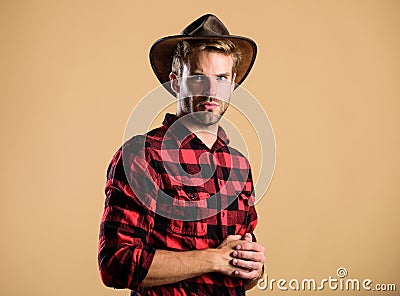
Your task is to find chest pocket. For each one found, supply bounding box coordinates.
[174,186,211,201]
[167,218,207,236]
[161,186,209,237]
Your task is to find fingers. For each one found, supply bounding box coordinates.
[233,268,262,280]
[230,238,265,279]
[218,235,244,249]
[215,233,265,280]
[232,257,263,271]
[225,234,243,243]
[243,233,252,242]
[235,241,265,253]
[232,249,265,263]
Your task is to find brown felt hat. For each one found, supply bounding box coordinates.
[149,14,257,95]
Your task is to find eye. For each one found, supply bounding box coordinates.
[193,75,205,81]
[216,76,228,81]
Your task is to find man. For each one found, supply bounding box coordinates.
[98,14,265,295]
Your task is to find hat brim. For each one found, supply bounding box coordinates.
[149,35,257,96]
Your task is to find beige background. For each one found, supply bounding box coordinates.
[1,0,399,295]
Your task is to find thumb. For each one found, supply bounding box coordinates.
[243,233,252,242]
[225,235,242,242]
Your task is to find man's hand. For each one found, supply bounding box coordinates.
[231,233,265,280]
[211,233,265,281]
[211,235,244,276]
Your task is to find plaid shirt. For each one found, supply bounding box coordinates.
[99,113,258,296]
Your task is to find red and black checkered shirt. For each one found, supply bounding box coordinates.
[99,113,258,296]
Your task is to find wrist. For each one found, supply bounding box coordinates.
[200,248,219,273]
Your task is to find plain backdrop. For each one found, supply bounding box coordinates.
[1,1,399,295]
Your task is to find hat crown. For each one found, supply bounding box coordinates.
[181,14,230,37]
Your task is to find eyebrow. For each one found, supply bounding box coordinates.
[216,72,232,77]
[190,71,232,77]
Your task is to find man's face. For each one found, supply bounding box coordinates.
[176,50,235,126]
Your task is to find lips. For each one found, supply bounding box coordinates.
[199,102,219,111]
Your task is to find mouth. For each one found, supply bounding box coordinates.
[198,102,220,111]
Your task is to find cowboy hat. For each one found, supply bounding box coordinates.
[149,14,257,95]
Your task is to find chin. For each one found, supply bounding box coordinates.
[192,111,223,126]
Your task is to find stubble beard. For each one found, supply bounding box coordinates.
[192,111,222,126]
[187,96,228,127]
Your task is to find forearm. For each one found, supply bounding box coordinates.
[142,248,216,287]
[142,235,259,288]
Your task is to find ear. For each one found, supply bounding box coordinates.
[169,72,180,94]
[231,73,237,91]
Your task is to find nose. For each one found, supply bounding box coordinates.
[205,77,217,97]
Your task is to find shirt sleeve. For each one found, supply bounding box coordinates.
[98,138,158,291]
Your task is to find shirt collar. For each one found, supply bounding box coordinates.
[161,113,230,149]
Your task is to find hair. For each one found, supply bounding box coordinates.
[171,39,242,77]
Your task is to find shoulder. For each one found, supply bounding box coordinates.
[106,125,167,183]
[123,124,167,153]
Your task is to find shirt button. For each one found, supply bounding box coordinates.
[189,193,195,200]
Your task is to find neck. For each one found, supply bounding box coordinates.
[177,112,219,149]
